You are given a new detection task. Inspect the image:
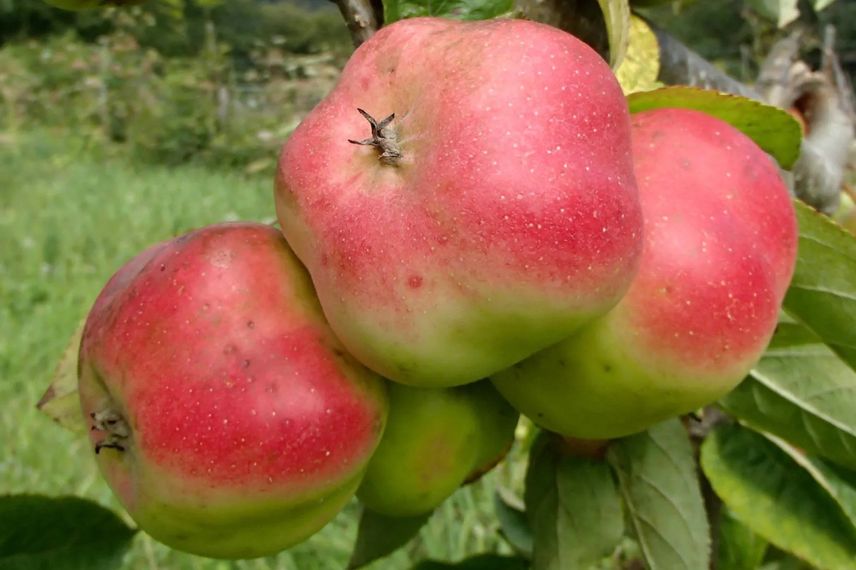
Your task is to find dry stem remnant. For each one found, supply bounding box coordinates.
[348,108,402,166]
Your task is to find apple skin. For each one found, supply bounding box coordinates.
[357,380,518,517]
[492,108,798,439]
[78,223,388,559]
[275,17,642,387]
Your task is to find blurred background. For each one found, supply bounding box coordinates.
[0,1,853,568]
[0,0,853,175]
[0,0,351,173]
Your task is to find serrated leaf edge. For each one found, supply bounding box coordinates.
[609,425,710,570]
[760,430,856,530]
[627,85,802,168]
[701,425,856,570]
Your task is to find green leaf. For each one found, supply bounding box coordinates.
[36,321,86,435]
[784,200,856,375]
[384,0,514,23]
[701,424,856,570]
[759,552,815,570]
[630,0,685,5]
[615,15,661,94]
[0,495,135,570]
[764,435,856,531]
[606,419,710,570]
[627,86,802,169]
[717,506,769,570]
[412,554,529,569]
[719,319,856,470]
[807,459,856,530]
[524,433,623,569]
[494,488,533,557]
[348,508,431,569]
[747,0,800,27]
[595,0,631,68]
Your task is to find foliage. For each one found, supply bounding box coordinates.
[213,0,352,61]
[383,0,515,24]
[0,1,351,173]
[0,22,338,173]
[525,433,624,569]
[702,425,856,569]
[0,495,136,570]
[0,1,351,58]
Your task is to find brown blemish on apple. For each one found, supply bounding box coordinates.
[407,275,423,289]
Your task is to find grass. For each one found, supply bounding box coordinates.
[0,129,513,569]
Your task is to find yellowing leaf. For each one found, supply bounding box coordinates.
[37,321,86,435]
[616,15,661,94]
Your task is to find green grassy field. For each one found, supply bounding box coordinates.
[0,130,511,569]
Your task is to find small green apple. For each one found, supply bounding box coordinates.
[357,380,518,517]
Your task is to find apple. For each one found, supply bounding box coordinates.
[275,17,643,387]
[78,223,388,559]
[492,108,798,439]
[357,380,518,517]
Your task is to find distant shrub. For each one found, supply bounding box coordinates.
[0,19,342,174]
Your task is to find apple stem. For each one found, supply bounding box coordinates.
[90,409,130,454]
[348,108,402,166]
[556,434,611,459]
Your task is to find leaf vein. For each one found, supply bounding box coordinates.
[750,370,856,436]
[798,233,856,264]
[789,283,856,304]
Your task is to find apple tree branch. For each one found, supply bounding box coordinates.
[330,0,382,47]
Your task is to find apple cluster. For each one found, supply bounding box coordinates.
[77,17,797,559]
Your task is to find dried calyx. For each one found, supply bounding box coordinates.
[348,108,402,165]
[90,409,130,454]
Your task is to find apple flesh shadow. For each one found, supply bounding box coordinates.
[78,223,388,559]
[493,108,798,439]
[357,380,518,517]
[276,17,643,387]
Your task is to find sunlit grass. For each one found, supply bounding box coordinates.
[0,129,510,569]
